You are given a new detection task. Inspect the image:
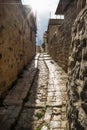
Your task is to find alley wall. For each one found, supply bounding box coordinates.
[67,2,87,130]
[47,0,77,72]
[0,0,36,97]
[47,0,87,129]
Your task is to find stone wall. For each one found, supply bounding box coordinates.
[48,0,87,72]
[48,1,77,72]
[48,24,59,60]
[48,24,62,63]
[0,0,36,98]
[77,0,86,14]
[62,0,77,70]
[67,5,87,130]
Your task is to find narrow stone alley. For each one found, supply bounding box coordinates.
[0,54,68,130]
[0,0,87,130]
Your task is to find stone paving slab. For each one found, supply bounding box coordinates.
[24,57,48,108]
[15,54,68,130]
[15,107,45,130]
[0,105,21,130]
[0,54,40,130]
[14,54,49,130]
[44,54,68,130]
[0,53,68,130]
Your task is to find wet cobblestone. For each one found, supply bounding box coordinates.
[0,53,68,130]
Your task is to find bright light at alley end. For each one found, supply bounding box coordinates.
[22,0,47,13]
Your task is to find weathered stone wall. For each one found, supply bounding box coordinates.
[67,5,87,130]
[77,0,86,14]
[54,24,67,70]
[48,24,58,59]
[0,0,36,97]
[48,24,62,62]
[48,1,77,72]
[62,0,77,70]
[48,25,58,44]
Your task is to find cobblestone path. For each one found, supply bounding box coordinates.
[0,53,68,130]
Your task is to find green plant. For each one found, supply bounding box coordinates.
[35,112,44,120]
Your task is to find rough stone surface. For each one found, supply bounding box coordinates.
[0,0,36,98]
[48,1,77,72]
[47,0,87,72]
[77,0,86,14]
[15,54,68,130]
[67,5,87,130]
[0,53,68,130]
[0,54,39,130]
